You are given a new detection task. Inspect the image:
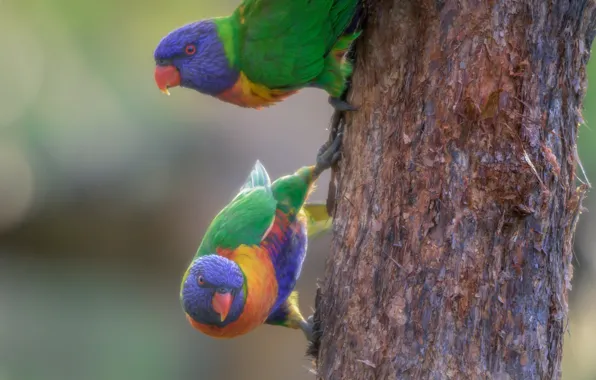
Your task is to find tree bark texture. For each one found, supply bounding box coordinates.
[313,1,596,379]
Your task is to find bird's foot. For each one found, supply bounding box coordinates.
[305,288,323,359]
[328,96,358,111]
[299,315,314,343]
[314,125,344,177]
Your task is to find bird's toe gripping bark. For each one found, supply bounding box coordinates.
[328,96,358,111]
[305,288,323,359]
[299,315,314,342]
[314,126,344,177]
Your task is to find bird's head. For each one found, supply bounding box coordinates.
[153,20,239,96]
[181,255,245,327]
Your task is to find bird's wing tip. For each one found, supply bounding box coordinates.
[239,160,272,192]
[253,159,265,171]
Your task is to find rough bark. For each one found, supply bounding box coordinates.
[312,1,596,379]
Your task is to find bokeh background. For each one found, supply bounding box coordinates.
[0,0,594,379]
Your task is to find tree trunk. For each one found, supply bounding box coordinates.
[311,1,596,379]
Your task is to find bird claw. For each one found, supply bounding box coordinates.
[328,96,358,111]
[315,126,344,177]
[300,315,315,342]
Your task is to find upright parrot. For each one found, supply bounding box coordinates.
[153,0,362,110]
[180,132,342,339]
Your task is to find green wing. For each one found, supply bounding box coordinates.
[235,0,359,88]
[195,161,277,257]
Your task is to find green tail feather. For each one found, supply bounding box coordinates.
[334,31,361,54]
[303,202,333,238]
[314,32,361,97]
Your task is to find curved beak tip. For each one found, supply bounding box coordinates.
[154,65,180,96]
[212,292,233,322]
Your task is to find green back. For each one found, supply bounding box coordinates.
[194,164,322,258]
[220,0,359,88]
[195,161,277,258]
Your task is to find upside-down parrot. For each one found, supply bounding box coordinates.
[153,0,362,110]
[180,132,342,339]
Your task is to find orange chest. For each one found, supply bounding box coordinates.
[187,245,279,338]
[216,72,298,109]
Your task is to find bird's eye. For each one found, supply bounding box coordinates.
[197,276,205,285]
[185,44,196,55]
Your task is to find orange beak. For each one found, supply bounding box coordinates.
[212,292,233,322]
[154,65,181,95]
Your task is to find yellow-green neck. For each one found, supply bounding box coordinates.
[212,14,239,69]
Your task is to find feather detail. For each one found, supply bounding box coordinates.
[196,163,278,256]
[236,161,276,240]
[303,202,333,238]
[188,244,278,338]
[228,0,361,97]
[239,160,271,193]
[265,291,305,328]
[314,32,361,97]
[260,208,308,313]
[216,71,298,109]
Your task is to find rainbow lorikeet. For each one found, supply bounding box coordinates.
[180,132,342,339]
[152,0,362,111]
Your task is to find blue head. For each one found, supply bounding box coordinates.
[153,20,239,96]
[181,255,246,327]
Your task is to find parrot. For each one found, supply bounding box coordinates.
[152,0,362,111]
[180,131,342,339]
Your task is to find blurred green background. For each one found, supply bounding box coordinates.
[0,0,594,379]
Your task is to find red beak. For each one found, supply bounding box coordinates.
[154,65,181,95]
[212,292,233,322]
